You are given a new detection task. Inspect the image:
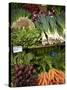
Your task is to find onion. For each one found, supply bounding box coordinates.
[41,31,47,45]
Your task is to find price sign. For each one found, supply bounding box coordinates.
[13,46,23,53]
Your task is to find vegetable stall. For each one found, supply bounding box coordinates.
[9,3,65,87]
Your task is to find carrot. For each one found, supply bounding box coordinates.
[47,68,65,84]
[45,72,49,84]
[55,69,64,77]
[41,74,45,85]
[38,77,42,85]
[48,69,55,81]
[54,71,64,80]
[54,70,64,84]
[48,70,52,81]
[43,73,48,85]
[38,72,43,85]
[54,76,59,84]
[37,69,65,85]
[37,72,48,85]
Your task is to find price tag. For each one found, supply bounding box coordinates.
[13,46,23,53]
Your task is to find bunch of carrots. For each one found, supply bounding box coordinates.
[37,68,65,85]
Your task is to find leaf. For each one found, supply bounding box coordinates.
[35,12,65,38]
[23,53,34,64]
[11,8,32,24]
[56,13,65,30]
[56,21,64,35]
[36,15,49,33]
[49,16,57,33]
[11,28,40,47]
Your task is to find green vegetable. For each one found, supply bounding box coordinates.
[11,45,65,73]
[35,13,65,45]
[11,28,41,47]
[35,13,65,36]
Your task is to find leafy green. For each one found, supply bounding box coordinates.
[11,46,65,73]
[49,16,56,33]
[55,12,65,35]
[55,6,65,15]
[35,13,65,36]
[11,52,34,65]
[35,16,49,33]
[11,28,41,47]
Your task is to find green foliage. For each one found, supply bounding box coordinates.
[55,12,65,35]
[11,52,34,65]
[35,13,65,36]
[52,49,65,71]
[55,6,65,15]
[11,28,41,47]
[11,3,23,10]
[35,16,49,33]
[11,8,32,24]
[49,16,56,33]
[11,47,65,73]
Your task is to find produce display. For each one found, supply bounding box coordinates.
[11,64,37,86]
[11,28,41,47]
[9,3,65,87]
[10,3,65,48]
[37,69,64,85]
